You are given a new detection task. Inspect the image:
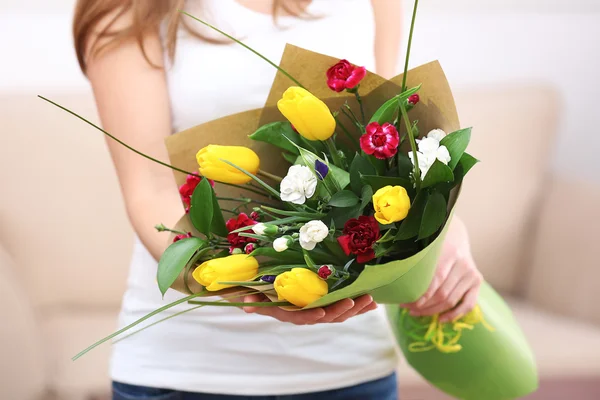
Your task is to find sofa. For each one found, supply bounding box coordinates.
[1,84,599,400]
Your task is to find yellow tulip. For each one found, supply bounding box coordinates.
[196,145,260,185]
[192,254,259,291]
[277,87,336,141]
[373,185,411,225]
[274,268,328,308]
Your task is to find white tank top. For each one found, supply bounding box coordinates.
[110,0,398,395]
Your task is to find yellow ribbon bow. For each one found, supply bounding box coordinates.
[402,305,495,353]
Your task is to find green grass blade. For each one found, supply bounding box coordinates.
[72,291,206,360]
[220,160,281,198]
[38,96,196,176]
[179,11,305,89]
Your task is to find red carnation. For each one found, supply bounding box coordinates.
[360,122,400,160]
[408,94,420,105]
[337,216,381,263]
[179,174,214,213]
[226,213,257,250]
[326,59,367,92]
[173,232,193,243]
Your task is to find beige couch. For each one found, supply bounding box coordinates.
[1,85,599,400]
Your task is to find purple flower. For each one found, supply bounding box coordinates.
[315,160,329,180]
[261,275,276,283]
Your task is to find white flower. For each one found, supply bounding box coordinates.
[427,129,446,142]
[299,220,329,250]
[436,146,451,165]
[417,137,440,154]
[273,237,290,252]
[280,165,318,205]
[409,128,452,180]
[252,223,267,235]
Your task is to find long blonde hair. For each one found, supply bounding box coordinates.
[73,0,308,73]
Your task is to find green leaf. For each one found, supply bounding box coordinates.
[395,191,428,240]
[440,127,472,170]
[359,185,374,214]
[221,160,280,198]
[249,121,301,154]
[262,206,326,219]
[157,237,207,296]
[189,178,214,236]
[369,85,422,125]
[330,203,362,229]
[210,189,228,237]
[421,160,455,189]
[303,249,317,269]
[350,153,376,194]
[328,190,359,207]
[457,152,479,179]
[377,228,397,243]
[418,191,448,240]
[282,151,298,164]
[360,174,412,193]
[249,247,305,263]
[397,152,413,179]
[322,238,348,261]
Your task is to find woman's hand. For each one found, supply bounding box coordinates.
[402,216,483,323]
[242,294,377,325]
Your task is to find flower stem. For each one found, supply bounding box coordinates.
[325,138,343,169]
[353,89,367,125]
[218,182,271,198]
[402,0,420,92]
[334,115,360,150]
[216,196,251,203]
[400,103,421,189]
[155,224,189,236]
[257,170,283,183]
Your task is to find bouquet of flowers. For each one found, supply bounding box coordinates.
[40,4,538,399]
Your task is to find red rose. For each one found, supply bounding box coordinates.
[179,174,214,213]
[337,216,381,263]
[226,213,257,249]
[360,122,400,160]
[326,59,367,92]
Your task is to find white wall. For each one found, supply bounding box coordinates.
[2,1,599,182]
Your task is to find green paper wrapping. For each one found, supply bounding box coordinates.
[386,282,538,399]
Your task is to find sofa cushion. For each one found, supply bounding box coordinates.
[0,93,133,309]
[452,85,559,293]
[525,176,600,325]
[42,309,117,399]
[0,244,45,400]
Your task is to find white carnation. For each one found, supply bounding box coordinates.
[273,237,290,252]
[252,223,267,235]
[417,137,440,154]
[280,165,318,205]
[299,220,329,251]
[427,129,447,142]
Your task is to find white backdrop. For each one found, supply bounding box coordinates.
[1,0,599,182]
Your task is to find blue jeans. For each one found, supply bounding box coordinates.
[112,373,397,400]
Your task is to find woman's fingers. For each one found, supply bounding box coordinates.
[328,295,375,323]
[242,295,377,325]
[439,284,481,323]
[411,270,472,317]
[401,255,454,310]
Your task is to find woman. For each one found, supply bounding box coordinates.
[73,1,483,399]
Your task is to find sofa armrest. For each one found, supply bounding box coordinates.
[0,242,46,400]
[524,176,600,326]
